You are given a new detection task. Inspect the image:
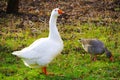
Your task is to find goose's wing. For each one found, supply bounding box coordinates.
[85,39,105,53]
[87,39,104,47]
[12,38,54,59]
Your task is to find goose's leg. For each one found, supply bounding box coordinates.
[90,54,97,61]
[42,67,47,75]
[93,55,97,61]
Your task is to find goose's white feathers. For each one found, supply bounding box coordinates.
[12,8,64,68]
[12,38,63,59]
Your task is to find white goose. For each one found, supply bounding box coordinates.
[12,8,64,75]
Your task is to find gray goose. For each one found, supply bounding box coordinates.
[79,38,113,61]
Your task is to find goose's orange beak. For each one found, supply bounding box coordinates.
[58,9,64,14]
[110,56,114,62]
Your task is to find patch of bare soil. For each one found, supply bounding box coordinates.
[0,0,120,25]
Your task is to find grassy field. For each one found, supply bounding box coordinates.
[0,14,120,80]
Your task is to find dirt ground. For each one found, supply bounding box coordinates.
[0,0,120,25]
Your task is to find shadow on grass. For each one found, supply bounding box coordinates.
[45,74,82,80]
[0,44,12,53]
[27,72,82,80]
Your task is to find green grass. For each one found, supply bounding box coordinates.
[0,16,120,80]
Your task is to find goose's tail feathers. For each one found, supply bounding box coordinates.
[12,51,22,57]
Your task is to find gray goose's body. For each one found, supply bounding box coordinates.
[79,39,113,61]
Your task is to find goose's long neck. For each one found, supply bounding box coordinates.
[48,15,62,41]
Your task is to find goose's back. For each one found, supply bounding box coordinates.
[81,39,105,54]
